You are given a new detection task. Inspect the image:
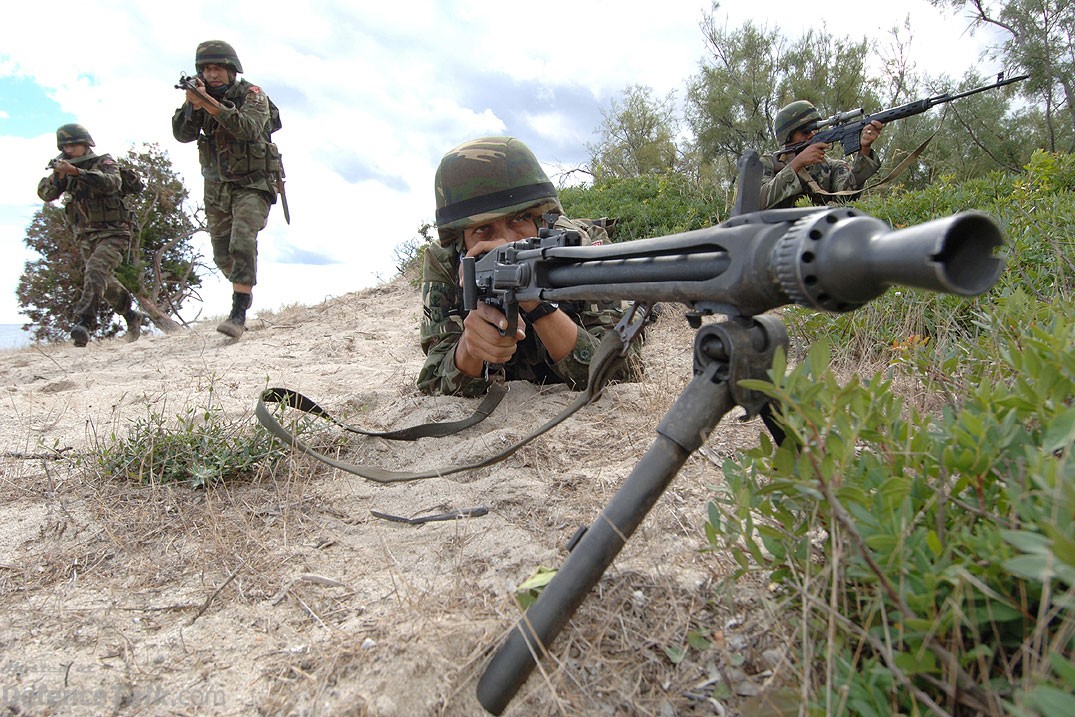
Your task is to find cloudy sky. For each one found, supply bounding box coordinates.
[0,0,999,326]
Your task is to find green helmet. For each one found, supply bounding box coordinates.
[55,123,95,150]
[434,136,561,246]
[195,40,243,73]
[774,100,821,145]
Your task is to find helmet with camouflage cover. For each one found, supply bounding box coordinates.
[434,136,561,247]
[55,123,95,150]
[195,40,243,73]
[774,100,821,145]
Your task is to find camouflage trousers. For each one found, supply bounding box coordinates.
[74,230,132,320]
[205,181,271,287]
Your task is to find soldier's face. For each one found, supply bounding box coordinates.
[462,211,541,257]
[201,64,230,87]
[62,143,88,158]
[790,127,817,144]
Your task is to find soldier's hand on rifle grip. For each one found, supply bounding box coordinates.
[789,142,830,171]
[454,304,526,379]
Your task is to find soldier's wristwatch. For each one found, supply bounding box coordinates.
[521,301,559,323]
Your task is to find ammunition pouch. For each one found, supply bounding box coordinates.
[207,136,280,182]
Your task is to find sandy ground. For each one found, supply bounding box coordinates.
[0,278,791,716]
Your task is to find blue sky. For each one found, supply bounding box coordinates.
[0,0,997,326]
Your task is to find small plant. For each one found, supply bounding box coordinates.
[95,392,289,487]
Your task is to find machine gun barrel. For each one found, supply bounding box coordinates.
[465,207,1003,321]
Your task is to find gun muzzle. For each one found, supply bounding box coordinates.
[773,209,1004,312]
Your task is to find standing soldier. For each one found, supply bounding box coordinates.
[759,100,884,210]
[37,124,144,347]
[172,40,281,338]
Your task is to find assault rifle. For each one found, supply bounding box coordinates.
[46,153,92,171]
[780,71,1029,159]
[175,72,217,122]
[472,151,1005,714]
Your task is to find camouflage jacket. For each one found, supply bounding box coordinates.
[171,78,279,196]
[36,151,130,231]
[418,217,639,397]
[759,149,880,210]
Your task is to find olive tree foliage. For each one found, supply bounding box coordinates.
[930,0,1075,152]
[587,84,680,181]
[682,5,879,193]
[18,143,207,343]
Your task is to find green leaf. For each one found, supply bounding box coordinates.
[1003,554,1051,582]
[1043,408,1075,453]
[1002,530,1050,555]
[1048,651,1075,685]
[664,645,686,664]
[926,530,943,557]
[1024,685,1075,715]
[892,649,937,675]
[687,630,712,650]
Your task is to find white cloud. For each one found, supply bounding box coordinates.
[0,0,996,325]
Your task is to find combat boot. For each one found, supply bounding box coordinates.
[217,291,252,339]
[123,309,144,342]
[70,316,93,347]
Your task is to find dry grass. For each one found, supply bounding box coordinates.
[0,280,791,716]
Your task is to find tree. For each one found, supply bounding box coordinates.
[683,10,879,194]
[587,85,680,181]
[18,143,206,342]
[929,0,1075,152]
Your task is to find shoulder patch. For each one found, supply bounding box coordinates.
[101,158,116,166]
[248,85,261,94]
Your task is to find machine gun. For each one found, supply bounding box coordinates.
[780,71,1029,159]
[472,151,1005,714]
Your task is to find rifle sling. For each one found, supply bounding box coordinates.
[254,330,628,483]
[796,133,935,200]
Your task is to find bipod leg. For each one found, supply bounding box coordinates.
[476,316,788,715]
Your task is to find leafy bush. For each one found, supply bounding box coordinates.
[561,172,723,241]
[788,151,1075,365]
[707,290,1075,715]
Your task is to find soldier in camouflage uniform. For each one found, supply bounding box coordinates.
[759,100,884,210]
[37,124,144,347]
[419,136,639,397]
[172,40,280,339]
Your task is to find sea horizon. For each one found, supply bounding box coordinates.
[0,323,33,352]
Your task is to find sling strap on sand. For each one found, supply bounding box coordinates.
[254,329,629,483]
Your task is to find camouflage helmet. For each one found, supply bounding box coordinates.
[55,123,95,150]
[434,136,561,246]
[774,100,822,145]
[195,40,243,73]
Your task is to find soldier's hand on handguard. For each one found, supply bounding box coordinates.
[52,160,79,177]
[860,120,883,153]
[184,77,210,110]
[454,304,527,378]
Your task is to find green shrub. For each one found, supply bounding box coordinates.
[707,292,1075,715]
[793,151,1075,365]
